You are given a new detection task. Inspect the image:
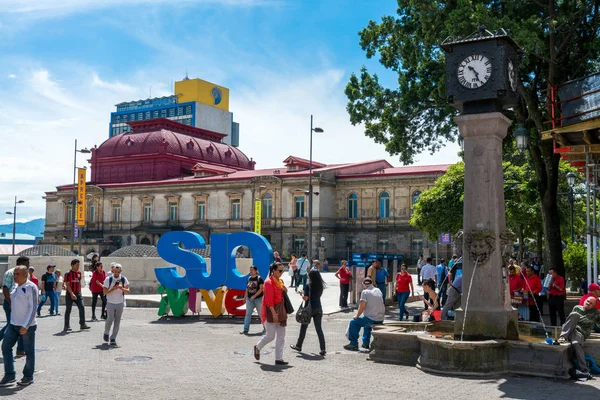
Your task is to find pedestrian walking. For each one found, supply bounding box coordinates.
[53,269,63,316]
[296,254,310,292]
[416,255,425,285]
[343,277,385,351]
[37,264,57,316]
[335,260,352,309]
[289,254,298,287]
[103,263,129,346]
[254,263,289,365]
[290,269,327,356]
[0,257,26,357]
[63,259,90,332]
[91,262,107,321]
[395,264,414,321]
[241,265,264,335]
[0,265,38,387]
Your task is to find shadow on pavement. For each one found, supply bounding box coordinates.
[92,344,112,351]
[0,385,26,396]
[149,316,254,325]
[294,353,325,361]
[257,362,293,372]
[498,375,600,398]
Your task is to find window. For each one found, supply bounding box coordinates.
[295,196,305,218]
[145,111,151,119]
[378,235,390,252]
[412,191,422,205]
[88,204,96,223]
[197,201,206,220]
[346,235,355,251]
[411,239,424,252]
[161,109,167,118]
[294,235,305,253]
[347,193,358,219]
[262,193,273,219]
[231,199,241,220]
[138,112,143,120]
[153,110,159,118]
[143,203,152,222]
[66,205,73,224]
[168,108,175,117]
[112,204,121,222]
[169,202,178,221]
[379,192,390,219]
[177,107,183,116]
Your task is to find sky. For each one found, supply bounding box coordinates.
[0,0,461,225]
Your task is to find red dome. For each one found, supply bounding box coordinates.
[90,119,254,184]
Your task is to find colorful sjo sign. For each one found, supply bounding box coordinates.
[155,231,272,317]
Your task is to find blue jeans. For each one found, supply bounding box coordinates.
[243,296,263,332]
[376,283,387,303]
[2,324,36,379]
[297,274,307,291]
[0,301,24,353]
[348,316,383,347]
[37,290,56,315]
[52,292,60,314]
[396,291,410,320]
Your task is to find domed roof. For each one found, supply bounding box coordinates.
[18,245,76,257]
[109,245,159,258]
[94,119,253,170]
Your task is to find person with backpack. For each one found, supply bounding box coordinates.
[102,263,129,347]
[290,269,327,356]
[37,264,57,317]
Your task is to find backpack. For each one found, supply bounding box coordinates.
[108,276,127,302]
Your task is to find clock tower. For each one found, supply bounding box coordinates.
[441,27,520,114]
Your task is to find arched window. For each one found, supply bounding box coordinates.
[379,192,390,219]
[412,191,422,205]
[347,193,358,219]
[262,193,273,219]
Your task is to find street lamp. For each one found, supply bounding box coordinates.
[5,197,25,256]
[308,115,324,263]
[567,171,576,242]
[71,139,91,253]
[513,124,529,151]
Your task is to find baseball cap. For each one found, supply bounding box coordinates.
[28,266,34,271]
[114,263,122,270]
[363,277,373,285]
[589,283,600,291]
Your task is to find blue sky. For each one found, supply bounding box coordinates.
[0,0,460,224]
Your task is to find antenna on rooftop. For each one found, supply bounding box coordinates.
[149,85,152,98]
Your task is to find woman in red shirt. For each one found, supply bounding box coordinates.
[547,267,566,326]
[335,260,352,309]
[90,262,107,320]
[254,262,289,365]
[395,264,415,321]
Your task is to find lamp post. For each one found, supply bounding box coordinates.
[307,115,324,263]
[71,139,91,253]
[5,196,25,256]
[567,171,576,242]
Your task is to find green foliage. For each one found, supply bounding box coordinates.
[410,162,464,239]
[563,242,587,286]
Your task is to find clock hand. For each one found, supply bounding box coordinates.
[468,66,481,81]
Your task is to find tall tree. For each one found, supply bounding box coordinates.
[346,0,600,276]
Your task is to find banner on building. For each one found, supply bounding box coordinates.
[254,200,262,234]
[77,168,86,226]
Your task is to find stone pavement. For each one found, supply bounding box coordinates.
[1,308,600,399]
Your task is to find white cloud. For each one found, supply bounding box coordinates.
[91,73,136,95]
[7,74,17,79]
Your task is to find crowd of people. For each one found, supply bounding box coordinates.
[0,256,130,387]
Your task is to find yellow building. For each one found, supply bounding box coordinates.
[175,77,230,111]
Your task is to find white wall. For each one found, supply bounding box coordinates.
[5,256,85,276]
[194,102,232,138]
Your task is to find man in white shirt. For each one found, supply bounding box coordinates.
[103,264,130,347]
[296,254,310,292]
[343,278,385,351]
[0,265,38,387]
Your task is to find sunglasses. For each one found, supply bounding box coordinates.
[277,269,285,273]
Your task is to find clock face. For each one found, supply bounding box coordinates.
[508,60,517,91]
[457,54,492,89]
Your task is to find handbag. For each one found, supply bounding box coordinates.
[283,291,294,314]
[295,300,312,325]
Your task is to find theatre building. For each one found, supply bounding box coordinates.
[41,118,450,263]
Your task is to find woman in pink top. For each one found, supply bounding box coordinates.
[335,260,352,308]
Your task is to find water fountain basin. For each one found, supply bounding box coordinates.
[369,321,600,379]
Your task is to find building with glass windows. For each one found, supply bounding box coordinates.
[42,118,450,263]
[109,77,240,147]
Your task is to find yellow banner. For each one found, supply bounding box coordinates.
[254,200,262,234]
[77,168,86,226]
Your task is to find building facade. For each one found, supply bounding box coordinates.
[42,119,451,264]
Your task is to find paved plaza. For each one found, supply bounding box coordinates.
[1,280,599,399]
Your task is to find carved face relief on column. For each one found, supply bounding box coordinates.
[499,229,516,267]
[464,230,496,266]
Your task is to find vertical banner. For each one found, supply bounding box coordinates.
[76,168,86,226]
[254,200,262,234]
